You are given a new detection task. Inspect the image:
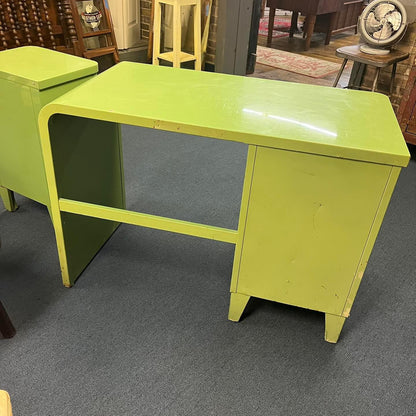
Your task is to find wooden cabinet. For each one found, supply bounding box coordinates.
[315,0,364,36]
[0,0,119,67]
[397,59,416,145]
[0,0,81,55]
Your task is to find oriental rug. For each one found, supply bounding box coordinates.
[256,46,341,79]
[258,15,290,39]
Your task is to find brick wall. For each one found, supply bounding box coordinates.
[361,23,416,113]
[205,0,218,66]
[141,0,152,40]
[139,0,218,65]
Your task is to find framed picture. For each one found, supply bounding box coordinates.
[76,0,109,34]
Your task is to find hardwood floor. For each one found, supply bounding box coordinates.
[252,11,361,88]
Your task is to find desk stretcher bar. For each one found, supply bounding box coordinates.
[59,198,238,244]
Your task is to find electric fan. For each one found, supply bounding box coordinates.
[358,0,408,55]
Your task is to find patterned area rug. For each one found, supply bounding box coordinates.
[256,46,341,79]
[258,16,290,39]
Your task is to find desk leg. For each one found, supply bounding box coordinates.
[42,115,125,287]
[0,187,18,212]
[228,145,256,323]
[304,14,316,51]
[267,7,276,47]
[229,293,250,322]
[325,314,346,343]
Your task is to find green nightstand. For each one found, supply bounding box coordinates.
[0,46,98,212]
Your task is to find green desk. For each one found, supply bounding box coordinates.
[0,46,98,212]
[38,62,409,342]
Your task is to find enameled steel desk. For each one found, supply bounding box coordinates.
[38,62,410,343]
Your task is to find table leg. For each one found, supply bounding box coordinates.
[267,7,276,47]
[261,0,266,18]
[193,0,201,70]
[325,12,337,45]
[152,0,162,65]
[390,63,397,97]
[0,187,18,212]
[290,11,298,38]
[304,14,316,51]
[372,67,381,92]
[228,293,250,322]
[172,2,181,68]
[333,58,348,88]
[325,313,346,343]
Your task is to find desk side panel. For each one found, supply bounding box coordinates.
[342,165,402,317]
[0,79,47,204]
[48,115,125,285]
[236,147,392,316]
[0,76,96,207]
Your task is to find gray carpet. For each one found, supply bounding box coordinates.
[0,126,415,416]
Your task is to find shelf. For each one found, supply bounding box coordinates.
[70,0,120,65]
[84,46,117,59]
[82,29,112,38]
[157,51,197,64]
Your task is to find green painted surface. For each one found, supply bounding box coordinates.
[48,115,125,285]
[37,61,409,340]
[40,61,410,167]
[0,46,97,90]
[0,187,17,211]
[0,47,98,207]
[325,314,346,343]
[236,147,392,316]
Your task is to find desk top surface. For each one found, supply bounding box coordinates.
[40,61,409,167]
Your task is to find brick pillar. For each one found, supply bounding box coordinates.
[141,0,153,40]
[205,0,218,66]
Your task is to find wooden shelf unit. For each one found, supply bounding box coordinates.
[68,0,119,65]
[0,0,119,67]
[0,0,82,55]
